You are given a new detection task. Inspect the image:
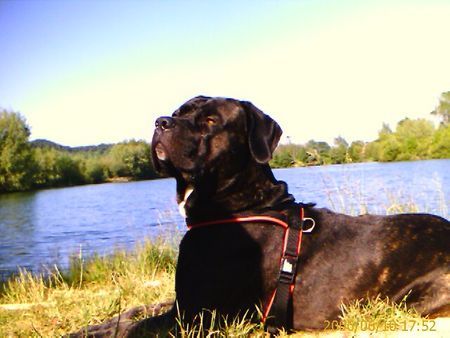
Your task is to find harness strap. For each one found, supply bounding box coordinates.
[187,204,311,333]
[187,215,289,230]
[264,204,304,333]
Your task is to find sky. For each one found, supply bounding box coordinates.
[1,0,450,147]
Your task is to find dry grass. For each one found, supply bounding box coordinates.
[1,239,448,337]
[173,306,264,337]
[321,172,448,217]
[0,239,176,337]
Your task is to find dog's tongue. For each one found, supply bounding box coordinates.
[155,143,167,161]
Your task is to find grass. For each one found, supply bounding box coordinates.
[321,171,448,217]
[339,293,420,332]
[1,239,447,337]
[174,307,264,337]
[0,240,177,337]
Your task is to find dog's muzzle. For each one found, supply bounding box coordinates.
[154,143,167,161]
[153,116,176,161]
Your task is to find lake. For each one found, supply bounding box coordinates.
[0,159,449,279]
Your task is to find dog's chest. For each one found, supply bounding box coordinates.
[175,223,285,314]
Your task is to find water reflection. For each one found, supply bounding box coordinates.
[0,191,38,271]
[0,179,183,278]
[0,160,448,278]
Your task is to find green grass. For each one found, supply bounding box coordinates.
[1,238,446,337]
[339,293,421,332]
[173,306,264,337]
[0,240,177,337]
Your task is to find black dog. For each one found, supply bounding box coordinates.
[71,96,449,336]
[150,95,449,330]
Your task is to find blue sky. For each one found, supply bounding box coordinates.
[1,0,450,146]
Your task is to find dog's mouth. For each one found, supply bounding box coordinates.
[154,143,168,161]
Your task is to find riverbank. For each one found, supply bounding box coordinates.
[1,240,448,337]
[0,156,448,197]
[0,240,177,336]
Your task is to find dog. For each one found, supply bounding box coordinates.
[71,96,449,336]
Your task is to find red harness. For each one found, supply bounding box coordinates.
[187,205,314,331]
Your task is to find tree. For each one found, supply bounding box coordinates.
[364,141,381,161]
[271,150,294,168]
[395,118,434,160]
[348,141,365,162]
[271,144,308,167]
[33,147,60,188]
[378,123,393,141]
[33,148,85,187]
[330,136,349,164]
[106,140,155,179]
[379,137,401,162]
[0,110,35,192]
[430,124,450,159]
[84,157,107,184]
[305,140,331,165]
[431,91,450,126]
[55,154,84,186]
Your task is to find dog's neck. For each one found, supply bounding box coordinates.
[178,164,294,222]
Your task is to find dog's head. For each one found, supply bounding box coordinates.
[151,96,282,209]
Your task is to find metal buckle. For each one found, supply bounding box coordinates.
[302,217,316,233]
[279,256,297,284]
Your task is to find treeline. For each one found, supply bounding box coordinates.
[270,91,450,168]
[0,110,156,193]
[1,92,449,192]
[270,119,449,168]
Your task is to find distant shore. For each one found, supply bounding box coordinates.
[1,109,449,194]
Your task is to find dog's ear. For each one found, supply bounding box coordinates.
[241,101,282,164]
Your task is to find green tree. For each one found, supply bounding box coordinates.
[330,136,349,164]
[106,140,155,179]
[33,148,85,187]
[375,123,398,162]
[33,147,59,188]
[348,141,365,162]
[364,141,381,161]
[55,154,84,186]
[305,140,331,165]
[379,136,401,162]
[84,157,107,184]
[271,143,308,167]
[395,118,434,160]
[0,110,35,192]
[431,91,450,126]
[378,123,393,141]
[271,150,294,168]
[430,124,450,158]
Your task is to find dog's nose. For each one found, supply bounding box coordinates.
[155,116,175,130]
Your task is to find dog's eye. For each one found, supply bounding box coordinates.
[205,117,216,126]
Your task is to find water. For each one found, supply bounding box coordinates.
[0,160,448,278]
